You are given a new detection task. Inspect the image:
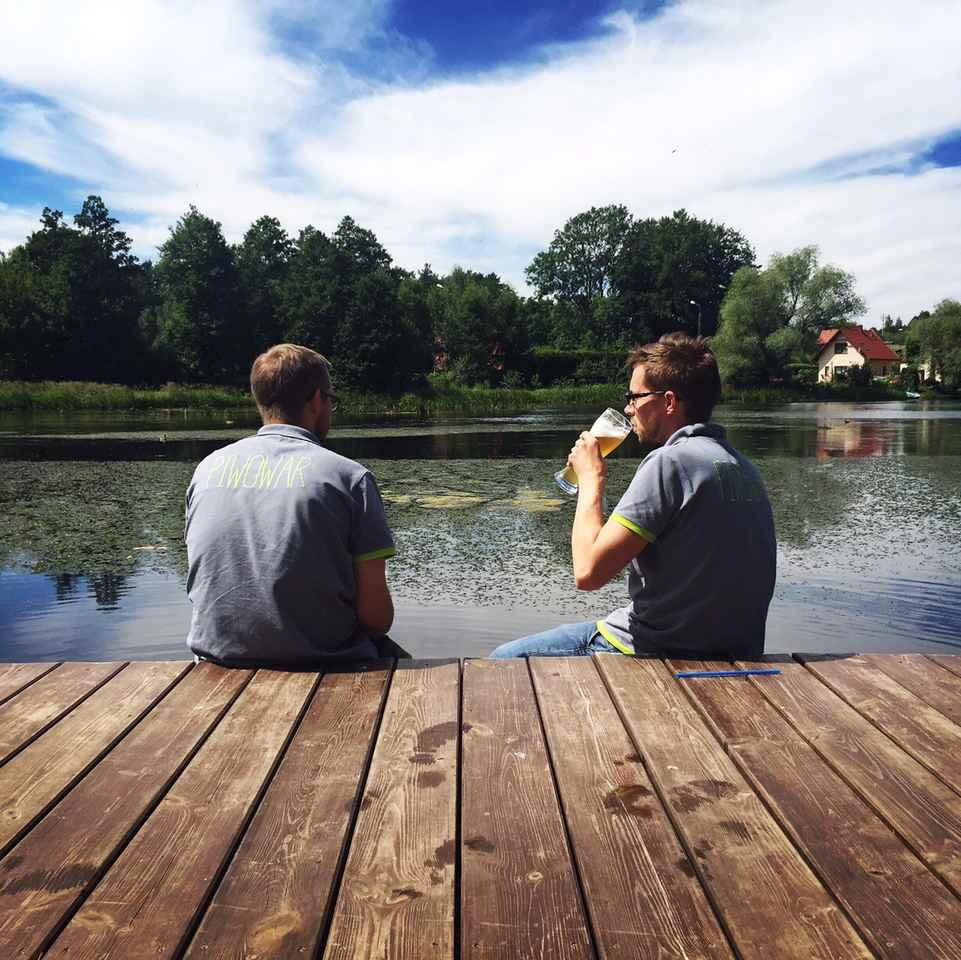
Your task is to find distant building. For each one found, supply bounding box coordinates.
[917,357,943,383]
[816,327,902,382]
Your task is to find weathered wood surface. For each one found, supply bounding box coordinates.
[324,660,459,960]
[461,658,592,960]
[0,653,959,959]
[737,655,961,899]
[678,658,961,960]
[188,664,391,959]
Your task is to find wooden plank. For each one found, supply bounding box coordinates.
[323,660,459,960]
[740,655,961,898]
[0,662,60,708]
[597,655,872,960]
[44,669,318,960]
[0,661,189,856]
[681,658,961,960]
[867,654,961,727]
[929,655,961,680]
[0,661,125,764]
[186,663,392,960]
[0,662,250,959]
[531,656,732,960]
[800,654,961,792]
[459,658,593,960]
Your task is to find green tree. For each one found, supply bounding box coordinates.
[154,207,242,382]
[907,299,961,387]
[767,246,865,342]
[333,268,432,392]
[880,313,904,341]
[332,216,392,277]
[612,209,755,342]
[235,215,293,352]
[526,205,632,329]
[0,247,45,378]
[431,268,527,385]
[713,247,866,386]
[0,198,147,381]
[277,226,339,354]
[279,219,432,392]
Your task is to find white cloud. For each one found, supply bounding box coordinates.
[0,0,959,317]
[0,203,42,255]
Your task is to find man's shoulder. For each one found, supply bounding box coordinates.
[314,447,375,488]
[190,435,257,477]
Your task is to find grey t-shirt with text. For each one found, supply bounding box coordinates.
[598,423,776,659]
[185,424,395,665]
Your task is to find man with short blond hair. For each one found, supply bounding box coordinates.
[185,343,398,665]
[491,333,776,660]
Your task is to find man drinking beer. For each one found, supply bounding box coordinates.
[490,333,777,659]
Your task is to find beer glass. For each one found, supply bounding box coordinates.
[554,408,633,494]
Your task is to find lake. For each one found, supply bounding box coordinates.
[1,400,960,660]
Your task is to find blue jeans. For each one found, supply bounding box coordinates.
[488,620,618,659]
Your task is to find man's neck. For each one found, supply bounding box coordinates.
[262,418,321,437]
[656,415,694,445]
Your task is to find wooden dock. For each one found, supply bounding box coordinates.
[1,653,961,958]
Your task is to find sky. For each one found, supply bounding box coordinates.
[1,0,960,323]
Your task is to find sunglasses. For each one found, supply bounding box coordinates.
[623,390,667,405]
[309,388,339,411]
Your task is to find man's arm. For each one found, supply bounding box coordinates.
[568,433,648,591]
[355,558,394,635]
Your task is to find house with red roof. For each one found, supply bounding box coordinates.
[815,326,902,382]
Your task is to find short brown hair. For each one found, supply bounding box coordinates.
[627,332,721,423]
[250,344,332,423]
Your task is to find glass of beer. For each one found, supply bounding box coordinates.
[554,407,633,494]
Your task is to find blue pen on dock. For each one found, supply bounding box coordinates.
[674,668,782,679]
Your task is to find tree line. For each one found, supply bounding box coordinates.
[0,195,957,391]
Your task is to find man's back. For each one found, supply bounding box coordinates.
[601,423,776,658]
[185,423,395,666]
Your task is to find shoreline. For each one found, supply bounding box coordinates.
[0,379,940,414]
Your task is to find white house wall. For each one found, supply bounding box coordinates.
[817,344,866,381]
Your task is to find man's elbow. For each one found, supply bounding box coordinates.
[574,566,605,591]
[358,599,394,636]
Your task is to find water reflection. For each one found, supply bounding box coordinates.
[815,420,893,460]
[52,572,130,610]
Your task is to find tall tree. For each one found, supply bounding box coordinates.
[0,198,146,381]
[332,216,392,277]
[235,215,293,352]
[612,209,755,341]
[526,205,633,342]
[432,268,527,384]
[767,245,865,339]
[713,246,867,386]
[907,299,961,387]
[277,226,339,355]
[333,267,433,392]
[154,207,242,382]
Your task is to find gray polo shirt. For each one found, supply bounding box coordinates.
[185,424,395,665]
[597,423,776,659]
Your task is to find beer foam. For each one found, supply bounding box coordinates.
[591,422,630,437]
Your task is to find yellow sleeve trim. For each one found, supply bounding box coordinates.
[611,513,656,543]
[595,621,636,655]
[353,547,396,565]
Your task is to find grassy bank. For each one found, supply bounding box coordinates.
[1,378,941,414]
[722,382,923,404]
[0,379,625,415]
[0,381,250,411]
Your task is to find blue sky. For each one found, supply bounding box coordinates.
[1,0,960,322]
